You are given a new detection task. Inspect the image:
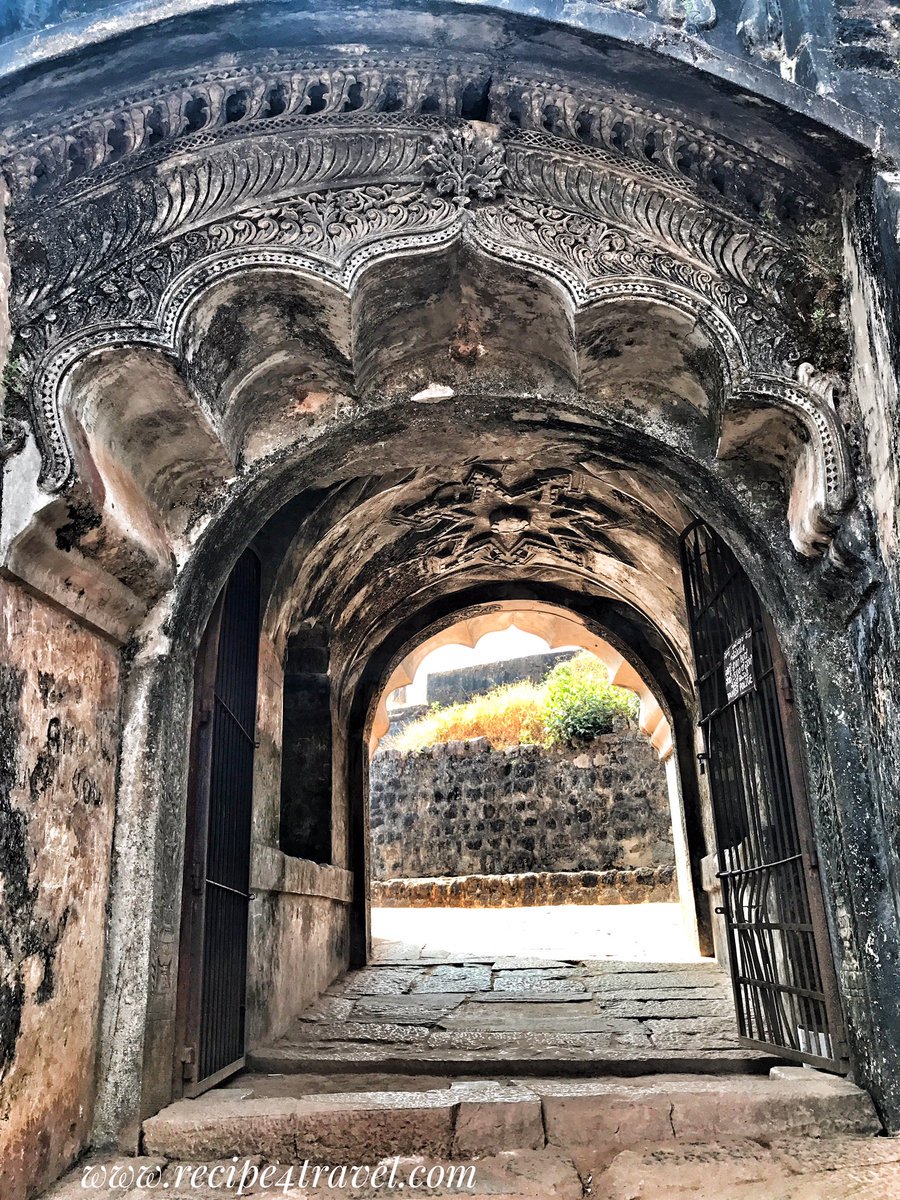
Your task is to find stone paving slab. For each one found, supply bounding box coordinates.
[579,959,723,973]
[224,1073,456,1096]
[491,971,588,993]
[411,966,494,993]
[141,1071,881,1170]
[598,998,735,1020]
[588,1136,900,1200]
[250,1047,778,1079]
[350,994,468,1024]
[492,958,578,970]
[425,1025,652,1049]
[330,967,423,997]
[144,1089,465,1163]
[437,1002,648,1033]
[254,953,771,1078]
[472,989,591,1003]
[296,996,356,1023]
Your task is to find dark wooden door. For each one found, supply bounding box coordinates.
[176,548,261,1095]
[680,520,846,1070]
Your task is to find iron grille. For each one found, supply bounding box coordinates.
[680,520,846,1070]
[196,548,261,1088]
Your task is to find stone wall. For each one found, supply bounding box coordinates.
[369,718,674,882]
[0,578,120,1200]
[426,650,574,707]
[246,631,350,1050]
[372,866,676,908]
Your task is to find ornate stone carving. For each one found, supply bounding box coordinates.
[394,465,635,573]
[3,57,825,239]
[204,183,457,262]
[0,74,853,559]
[504,134,788,298]
[737,0,784,60]
[658,0,717,31]
[471,194,771,371]
[718,363,854,557]
[423,125,506,206]
[2,58,492,202]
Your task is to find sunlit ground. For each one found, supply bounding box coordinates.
[371,902,701,962]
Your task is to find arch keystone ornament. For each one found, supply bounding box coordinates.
[423,123,506,206]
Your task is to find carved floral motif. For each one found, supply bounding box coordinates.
[394,465,634,573]
[423,126,506,206]
[0,80,854,561]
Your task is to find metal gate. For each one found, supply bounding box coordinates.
[176,548,261,1095]
[680,520,846,1070]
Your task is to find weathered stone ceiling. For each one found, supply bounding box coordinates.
[259,450,694,719]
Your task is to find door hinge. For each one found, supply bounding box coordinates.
[191,861,204,894]
[777,671,794,705]
[180,1045,196,1082]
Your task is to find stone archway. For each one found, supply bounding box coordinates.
[352,586,710,961]
[2,11,900,1186]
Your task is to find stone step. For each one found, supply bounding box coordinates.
[47,1134,900,1199]
[142,1068,881,1165]
[248,1041,779,1077]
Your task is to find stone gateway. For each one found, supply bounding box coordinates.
[0,2,899,1197]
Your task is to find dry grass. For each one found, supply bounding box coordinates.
[391,680,547,752]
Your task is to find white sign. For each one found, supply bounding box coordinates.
[724,630,755,703]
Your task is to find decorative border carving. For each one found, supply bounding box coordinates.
[719,364,854,557]
[3,55,827,237]
[2,101,854,559]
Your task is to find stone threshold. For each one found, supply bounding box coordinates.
[248,1043,778,1078]
[141,1069,881,1165]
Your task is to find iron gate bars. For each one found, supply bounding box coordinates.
[680,520,846,1071]
[178,547,261,1095]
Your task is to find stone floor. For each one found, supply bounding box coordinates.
[249,928,774,1076]
[44,912,896,1197]
[47,1136,900,1199]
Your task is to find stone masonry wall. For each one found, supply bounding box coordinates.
[370,717,674,881]
[0,578,120,1200]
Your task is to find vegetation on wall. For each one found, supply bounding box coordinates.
[389,652,638,752]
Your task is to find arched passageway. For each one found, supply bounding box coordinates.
[2,5,900,1195]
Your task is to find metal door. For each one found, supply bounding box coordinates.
[176,548,261,1095]
[680,520,846,1070]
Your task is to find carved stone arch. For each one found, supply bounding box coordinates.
[30,327,172,491]
[718,366,855,557]
[467,209,750,386]
[6,91,858,559]
[369,601,677,759]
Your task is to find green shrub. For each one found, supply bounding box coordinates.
[390,651,639,752]
[543,652,638,746]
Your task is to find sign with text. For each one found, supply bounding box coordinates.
[724,629,755,704]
